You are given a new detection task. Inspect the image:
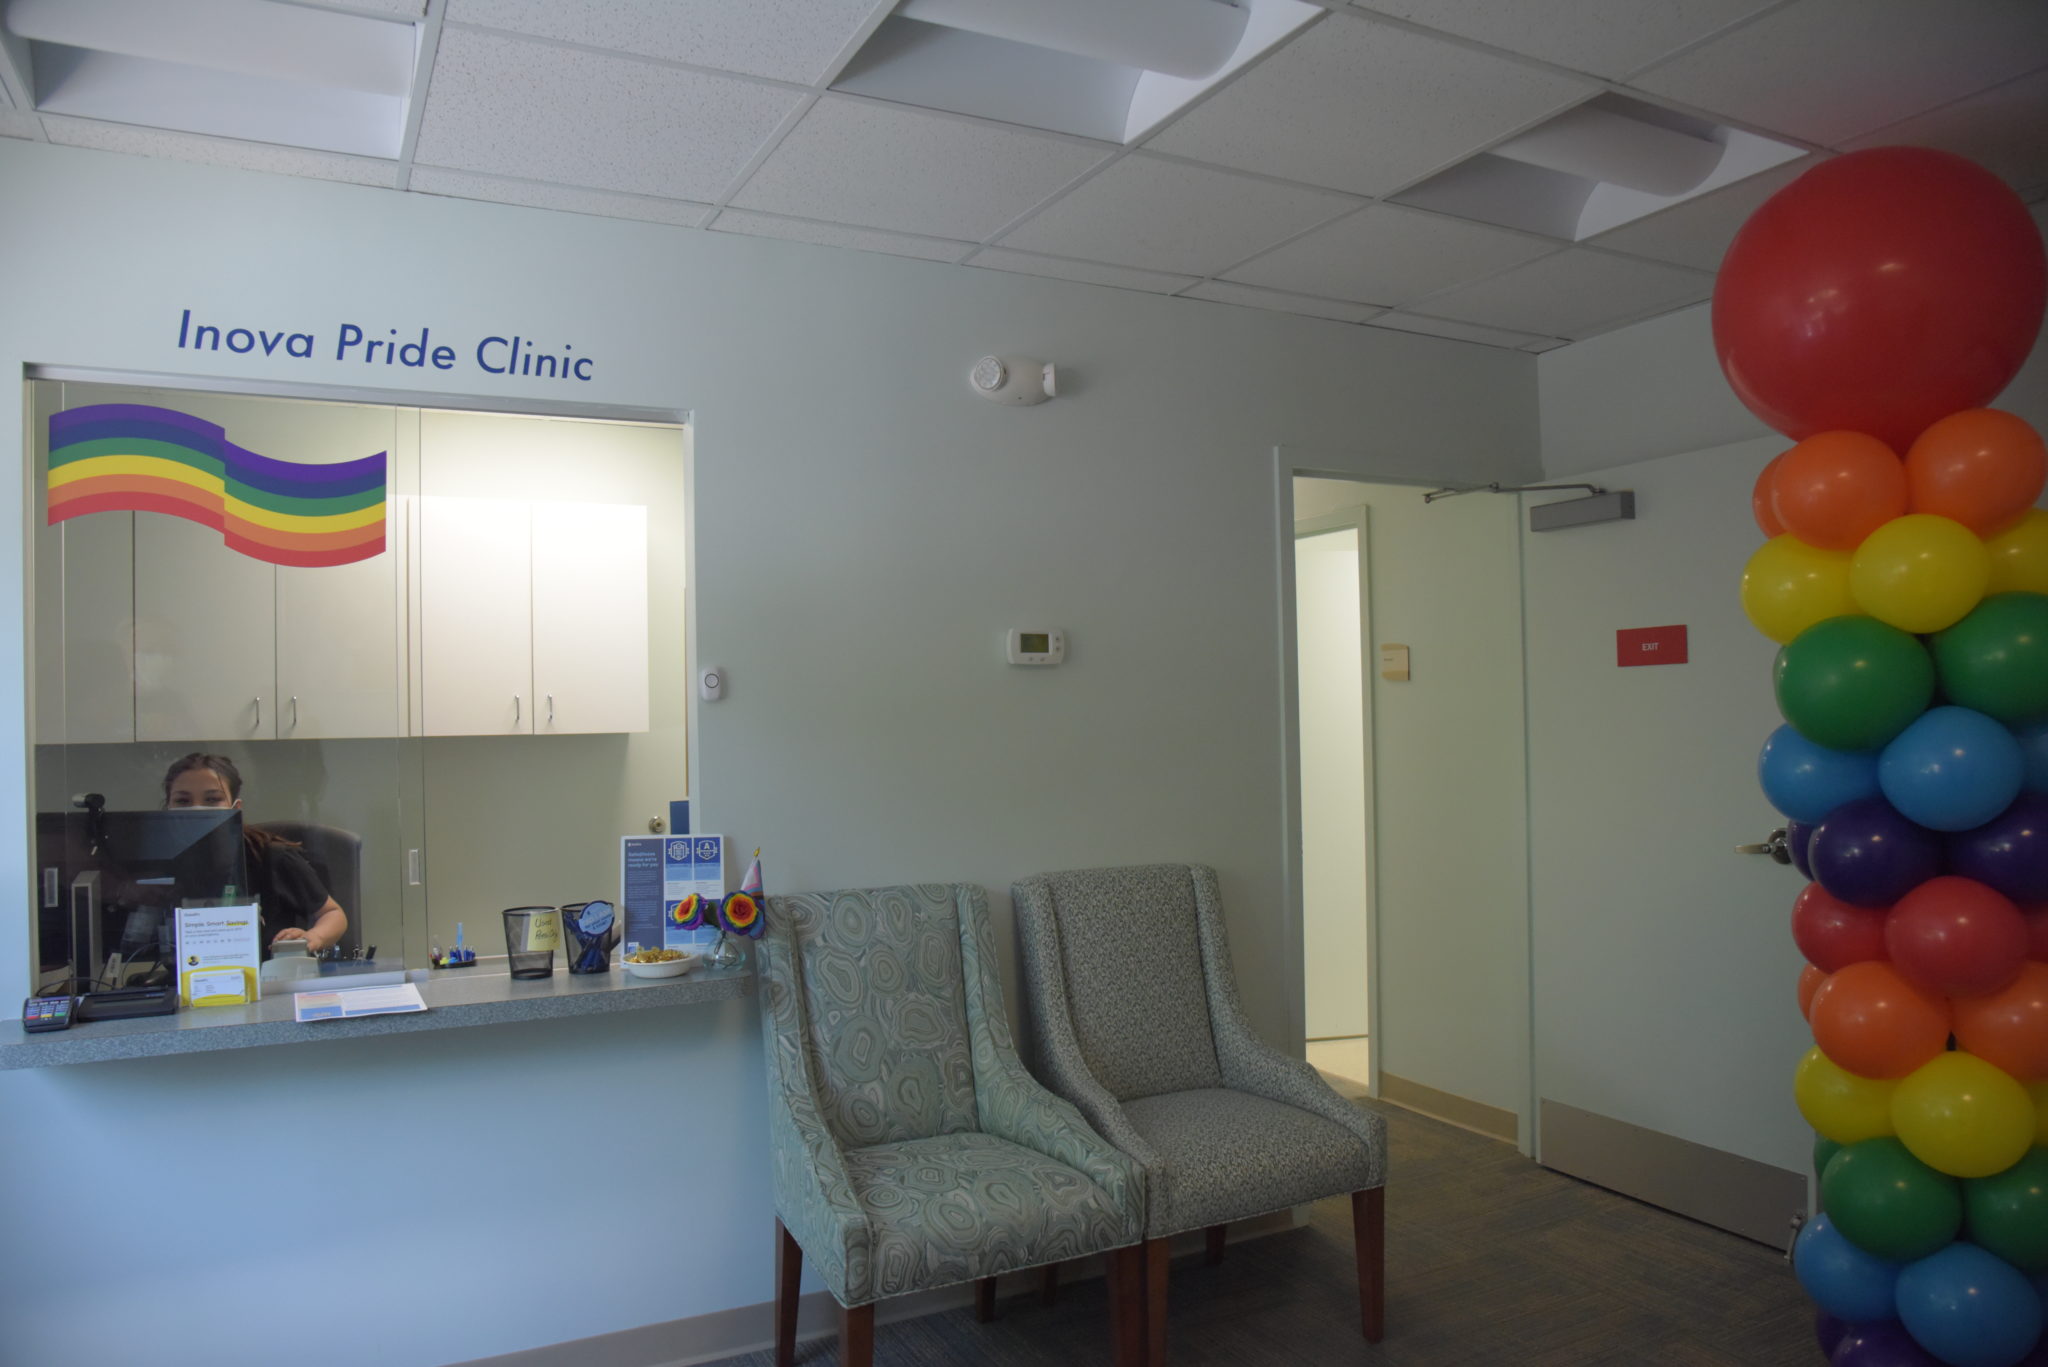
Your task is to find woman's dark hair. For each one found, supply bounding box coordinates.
[162,752,243,805]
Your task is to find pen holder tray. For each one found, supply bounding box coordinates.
[559,900,618,974]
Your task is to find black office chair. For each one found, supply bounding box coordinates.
[252,821,364,955]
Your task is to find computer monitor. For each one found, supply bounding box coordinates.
[38,808,248,990]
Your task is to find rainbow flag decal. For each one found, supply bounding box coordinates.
[47,403,387,568]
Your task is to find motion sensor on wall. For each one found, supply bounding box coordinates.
[969,356,1057,406]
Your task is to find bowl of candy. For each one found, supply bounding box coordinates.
[623,946,696,979]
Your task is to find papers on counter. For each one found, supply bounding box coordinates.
[293,982,428,1023]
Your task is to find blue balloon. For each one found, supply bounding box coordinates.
[1896,1243,2044,1367]
[1833,1319,1942,1365]
[1800,1213,1903,1322]
[1812,796,1944,908]
[1762,725,1882,824]
[1880,706,2026,832]
[2018,720,2048,794]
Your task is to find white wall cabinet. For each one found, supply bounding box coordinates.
[532,502,649,735]
[136,513,277,743]
[419,496,649,738]
[36,513,136,746]
[277,553,404,740]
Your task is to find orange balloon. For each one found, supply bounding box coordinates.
[1953,960,2048,1082]
[1810,960,1953,1078]
[1754,453,1788,538]
[1906,408,2047,536]
[1799,963,1827,1020]
[1773,431,1909,550]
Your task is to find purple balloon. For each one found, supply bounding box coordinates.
[1789,819,1817,879]
[1949,792,2048,904]
[1820,1310,1852,1356]
[1811,797,1944,909]
[1832,1320,1941,1366]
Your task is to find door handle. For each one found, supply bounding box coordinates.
[547,693,555,725]
[513,694,521,726]
[290,695,299,730]
[253,696,261,731]
[1735,828,1792,865]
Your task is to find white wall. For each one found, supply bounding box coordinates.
[1289,476,1530,1132]
[0,139,1539,1366]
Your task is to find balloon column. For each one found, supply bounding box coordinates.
[1720,148,2048,1367]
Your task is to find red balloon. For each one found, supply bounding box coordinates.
[1772,430,1908,550]
[1810,960,1952,1078]
[2027,904,2048,961]
[1754,453,1788,538]
[1713,148,2047,455]
[1793,882,1890,972]
[1905,408,2048,537]
[1952,961,2048,1081]
[1885,875,2029,998]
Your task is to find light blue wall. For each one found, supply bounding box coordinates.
[0,139,1538,1365]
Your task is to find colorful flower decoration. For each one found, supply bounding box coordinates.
[719,891,761,938]
[670,893,710,930]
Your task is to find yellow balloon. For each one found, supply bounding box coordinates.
[1985,508,2048,595]
[1795,1045,1897,1143]
[1850,513,1990,633]
[1891,1051,2035,1178]
[2031,1080,2048,1147]
[1742,535,1857,644]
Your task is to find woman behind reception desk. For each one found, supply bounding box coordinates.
[162,753,348,957]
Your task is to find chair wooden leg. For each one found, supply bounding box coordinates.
[1040,1262,1060,1308]
[1204,1224,1226,1266]
[975,1276,998,1323]
[1353,1187,1386,1344]
[839,1300,874,1367]
[774,1219,801,1367]
[1143,1237,1169,1367]
[1106,1246,1145,1367]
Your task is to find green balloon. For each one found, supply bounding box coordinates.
[1963,1146,2048,1274]
[1816,1134,1843,1179]
[1821,1136,1963,1261]
[1775,616,1935,751]
[1933,592,2048,725]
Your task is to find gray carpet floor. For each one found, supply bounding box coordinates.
[717,1098,1815,1366]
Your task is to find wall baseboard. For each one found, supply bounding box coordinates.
[1538,1099,1807,1248]
[449,1211,1300,1367]
[1379,1072,1518,1144]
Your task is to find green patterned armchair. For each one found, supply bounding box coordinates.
[759,883,1147,1367]
[1013,863,1389,1366]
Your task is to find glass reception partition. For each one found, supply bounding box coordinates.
[26,378,688,994]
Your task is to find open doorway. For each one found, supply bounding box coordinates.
[1294,499,1373,1094]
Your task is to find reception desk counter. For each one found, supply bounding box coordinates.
[2,962,755,1069]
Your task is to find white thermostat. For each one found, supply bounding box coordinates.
[1006,629,1065,665]
[699,667,724,700]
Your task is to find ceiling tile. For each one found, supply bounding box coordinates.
[1181,281,1381,323]
[709,208,971,262]
[1630,0,2048,147]
[1844,68,2048,198]
[1346,0,1779,80]
[1366,311,1555,348]
[1416,247,1712,337]
[963,249,1198,295]
[1225,203,1558,305]
[998,154,1357,276]
[443,0,885,85]
[414,27,801,201]
[1146,12,1597,196]
[41,115,398,186]
[409,166,714,227]
[1583,156,1821,271]
[730,96,1108,241]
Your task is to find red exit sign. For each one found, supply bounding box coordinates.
[1618,625,1688,667]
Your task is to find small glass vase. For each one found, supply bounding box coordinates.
[707,929,745,969]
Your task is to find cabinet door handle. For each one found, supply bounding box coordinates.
[513,694,521,726]
[547,693,555,725]
[290,695,299,729]
[253,696,261,731]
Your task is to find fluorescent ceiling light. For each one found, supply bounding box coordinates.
[837,0,1317,145]
[1393,95,1806,242]
[5,0,419,158]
